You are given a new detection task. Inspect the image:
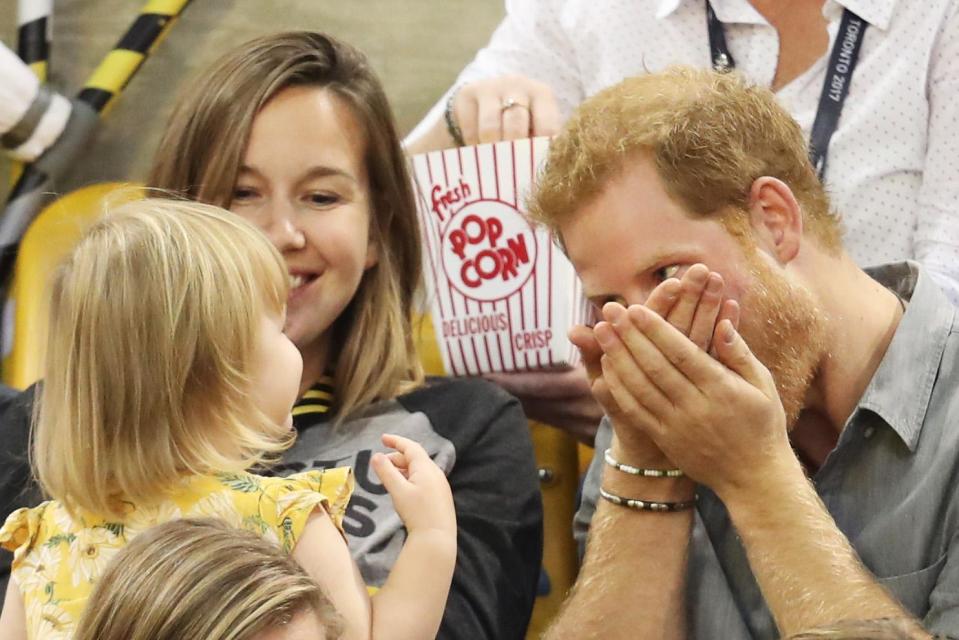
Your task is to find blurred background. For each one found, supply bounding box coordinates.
[0,0,505,202]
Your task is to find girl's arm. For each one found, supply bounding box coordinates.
[292,510,371,640]
[292,433,457,640]
[0,577,28,639]
[369,434,457,640]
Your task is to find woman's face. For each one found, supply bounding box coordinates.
[231,86,377,375]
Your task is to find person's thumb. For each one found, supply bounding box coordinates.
[372,452,408,499]
[713,319,770,391]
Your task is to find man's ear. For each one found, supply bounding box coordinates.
[746,177,803,264]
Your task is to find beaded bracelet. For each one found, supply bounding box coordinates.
[444,88,466,147]
[599,486,697,512]
[604,448,684,478]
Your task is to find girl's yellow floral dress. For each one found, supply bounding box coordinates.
[0,468,352,640]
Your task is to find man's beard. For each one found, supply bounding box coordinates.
[736,252,827,429]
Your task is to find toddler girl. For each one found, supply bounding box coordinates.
[0,199,456,640]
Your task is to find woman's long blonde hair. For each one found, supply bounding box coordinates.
[74,518,343,640]
[34,198,292,517]
[149,31,424,420]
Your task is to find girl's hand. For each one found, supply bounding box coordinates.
[372,434,456,535]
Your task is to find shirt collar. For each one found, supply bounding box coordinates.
[656,0,897,30]
[656,0,765,23]
[856,262,954,451]
[656,0,683,19]
[824,0,897,31]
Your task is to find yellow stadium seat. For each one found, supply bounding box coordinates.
[2,183,142,389]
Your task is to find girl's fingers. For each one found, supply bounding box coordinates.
[386,451,406,466]
[381,433,422,456]
[381,434,432,470]
[371,452,409,495]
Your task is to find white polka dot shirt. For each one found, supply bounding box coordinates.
[449,0,959,303]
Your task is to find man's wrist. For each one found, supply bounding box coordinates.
[609,433,673,468]
[719,449,809,527]
[603,464,696,503]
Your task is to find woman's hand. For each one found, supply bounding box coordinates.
[452,75,563,144]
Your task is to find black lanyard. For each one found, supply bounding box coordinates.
[705,1,868,179]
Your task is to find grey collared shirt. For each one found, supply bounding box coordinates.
[575,262,959,638]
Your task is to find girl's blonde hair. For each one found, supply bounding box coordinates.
[149,31,424,421]
[34,198,292,517]
[74,518,343,640]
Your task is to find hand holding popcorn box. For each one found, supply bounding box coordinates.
[411,137,590,376]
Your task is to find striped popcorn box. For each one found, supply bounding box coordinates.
[411,137,590,376]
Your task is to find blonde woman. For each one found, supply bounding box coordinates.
[147,31,543,639]
[0,199,456,640]
[74,518,344,640]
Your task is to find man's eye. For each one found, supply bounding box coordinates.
[655,265,681,281]
[587,304,601,327]
[587,297,626,325]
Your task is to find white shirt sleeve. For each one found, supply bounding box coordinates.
[404,0,584,147]
[453,0,586,118]
[0,41,71,163]
[915,1,959,304]
[0,41,41,132]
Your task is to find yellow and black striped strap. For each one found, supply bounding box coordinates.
[293,375,336,421]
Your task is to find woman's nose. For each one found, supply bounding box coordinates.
[264,206,306,252]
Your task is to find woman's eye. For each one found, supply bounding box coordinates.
[655,264,681,281]
[307,192,339,207]
[232,186,257,201]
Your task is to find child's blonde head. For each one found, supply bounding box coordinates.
[34,198,292,516]
[74,518,343,640]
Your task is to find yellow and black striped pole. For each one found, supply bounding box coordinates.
[77,0,192,115]
[0,0,192,286]
[9,0,52,186]
[16,0,51,82]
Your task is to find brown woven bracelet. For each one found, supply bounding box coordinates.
[599,486,697,512]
